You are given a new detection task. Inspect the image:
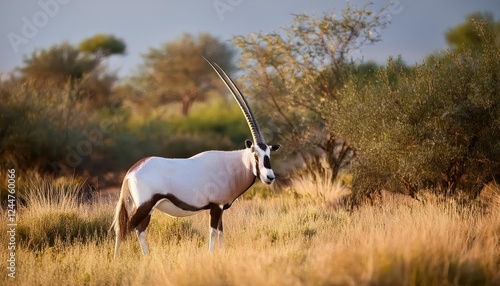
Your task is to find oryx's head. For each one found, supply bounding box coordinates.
[205,58,281,184]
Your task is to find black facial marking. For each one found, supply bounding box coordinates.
[263,155,272,169]
[257,142,268,151]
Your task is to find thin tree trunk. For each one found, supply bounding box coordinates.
[324,134,352,182]
[181,94,196,116]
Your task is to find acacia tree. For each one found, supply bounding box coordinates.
[21,42,99,84]
[137,33,236,115]
[79,34,126,58]
[20,36,124,106]
[233,4,390,179]
[77,34,125,105]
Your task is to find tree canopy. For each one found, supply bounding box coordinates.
[445,12,500,53]
[136,33,236,115]
[79,34,126,58]
[333,20,500,200]
[18,37,122,106]
[234,3,390,178]
[21,42,99,83]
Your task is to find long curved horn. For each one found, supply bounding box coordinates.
[204,57,264,144]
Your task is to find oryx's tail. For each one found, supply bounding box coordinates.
[110,178,132,240]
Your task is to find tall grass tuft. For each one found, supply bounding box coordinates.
[290,171,351,207]
[15,175,111,251]
[19,174,86,212]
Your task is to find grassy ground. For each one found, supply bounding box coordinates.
[1,176,499,286]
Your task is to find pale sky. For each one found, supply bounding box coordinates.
[1,0,499,78]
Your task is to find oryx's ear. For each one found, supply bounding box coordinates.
[245,139,253,149]
[270,144,281,152]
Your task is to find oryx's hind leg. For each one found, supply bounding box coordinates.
[135,214,152,256]
[217,215,224,249]
[130,197,156,256]
[114,234,121,258]
[209,204,224,252]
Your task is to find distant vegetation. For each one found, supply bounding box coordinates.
[0,33,245,186]
[333,22,500,201]
[1,5,499,203]
[236,9,500,201]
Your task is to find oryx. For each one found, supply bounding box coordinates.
[110,58,281,257]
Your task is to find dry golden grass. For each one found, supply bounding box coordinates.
[1,177,499,286]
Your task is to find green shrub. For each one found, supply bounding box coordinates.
[169,99,250,146]
[334,22,500,199]
[0,81,97,173]
[0,75,252,177]
[114,99,250,162]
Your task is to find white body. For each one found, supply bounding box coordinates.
[128,150,256,214]
[111,147,268,256]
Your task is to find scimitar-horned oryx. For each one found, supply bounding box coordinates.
[110,58,281,257]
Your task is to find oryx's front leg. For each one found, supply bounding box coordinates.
[209,204,224,252]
